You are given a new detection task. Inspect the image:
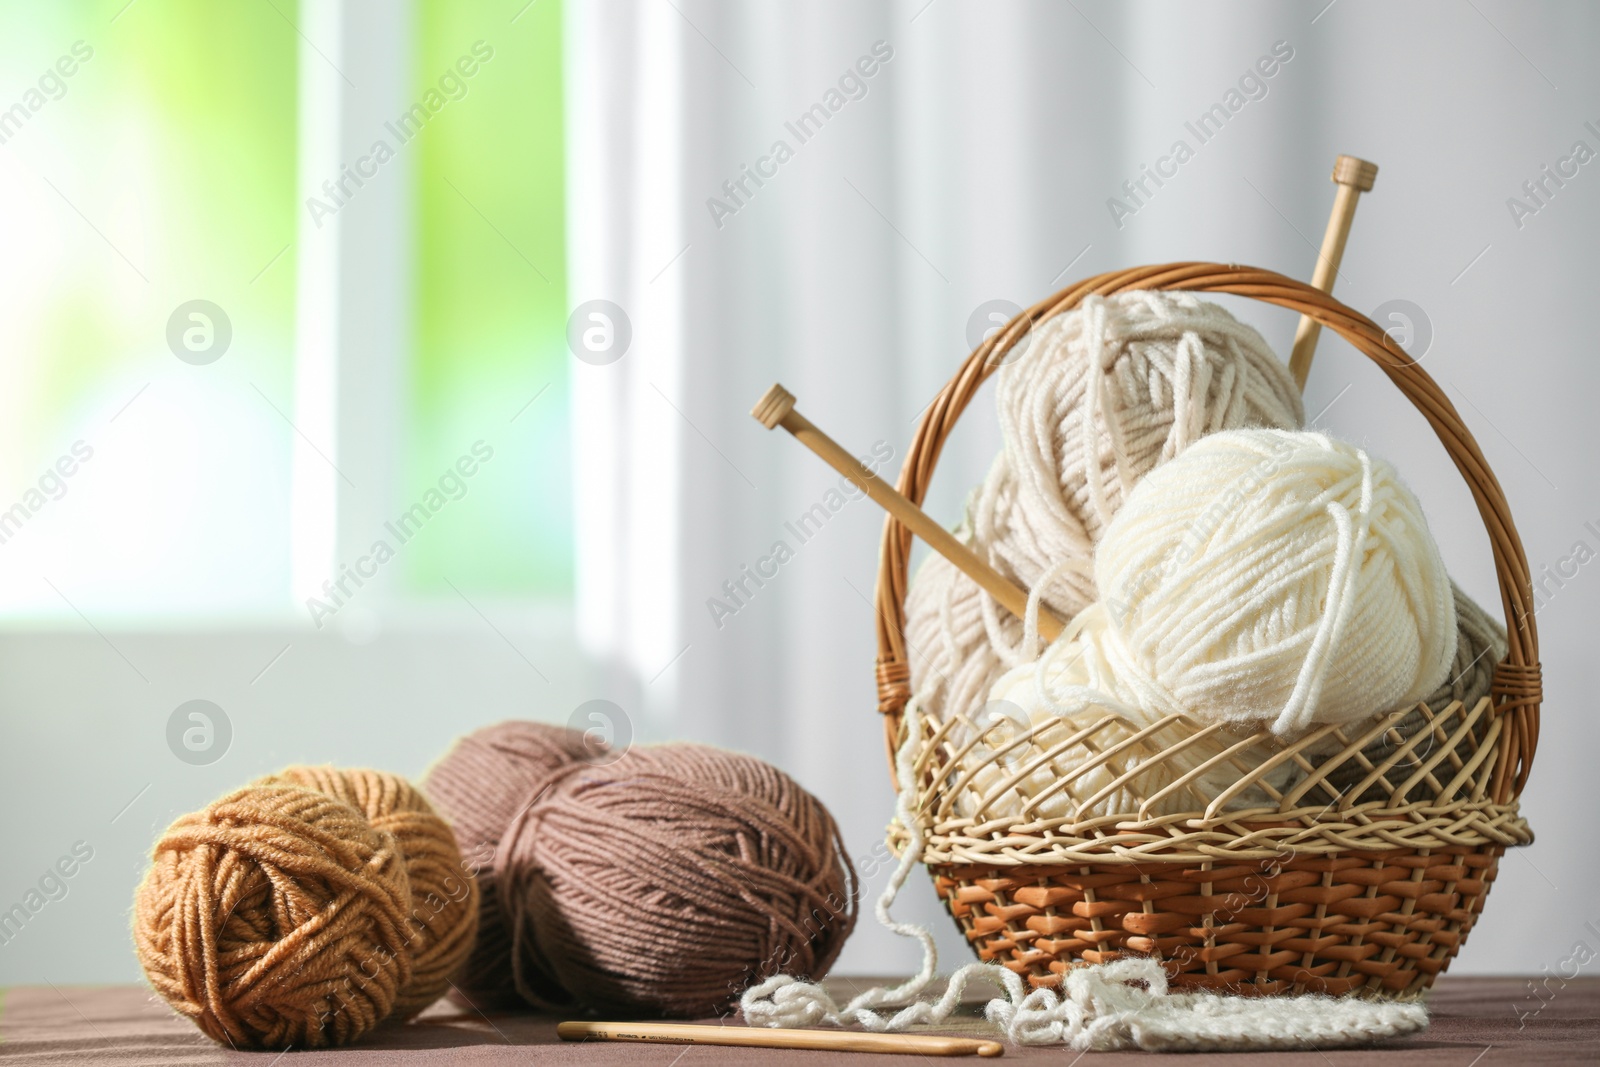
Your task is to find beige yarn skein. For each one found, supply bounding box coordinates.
[905,292,1305,731]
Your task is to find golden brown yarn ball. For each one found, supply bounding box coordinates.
[263,767,480,1019]
[132,768,478,1050]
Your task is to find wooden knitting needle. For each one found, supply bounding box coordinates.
[557,1020,1005,1056]
[752,383,1064,642]
[1286,154,1379,391]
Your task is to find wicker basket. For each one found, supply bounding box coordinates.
[873,263,1540,998]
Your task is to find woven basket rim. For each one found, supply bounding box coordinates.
[872,262,1541,812]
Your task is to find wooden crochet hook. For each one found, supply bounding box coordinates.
[752,383,1064,642]
[558,1020,1005,1056]
[1287,154,1378,391]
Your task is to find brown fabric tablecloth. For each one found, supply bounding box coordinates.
[1,977,1594,1064]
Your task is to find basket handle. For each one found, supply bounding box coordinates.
[872,263,1540,804]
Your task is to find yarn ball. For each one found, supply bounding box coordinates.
[132,768,478,1050]
[264,767,479,1018]
[426,725,858,1018]
[421,721,595,1009]
[955,429,1457,821]
[1090,428,1456,735]
[503,744,858,1016]
[963,609,1303,820]
[906,291,1304,731]
[958,588,1500,824]
[1325,582,1507,801]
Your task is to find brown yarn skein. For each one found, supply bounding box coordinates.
[133,768,477,1050]
[421,721,595,1009]
[427,724,858,1018]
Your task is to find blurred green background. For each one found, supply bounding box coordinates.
[0,0,570,620]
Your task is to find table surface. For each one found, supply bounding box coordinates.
[0,976,1594,1064]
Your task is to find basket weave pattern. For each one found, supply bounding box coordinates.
[873,264,1541,997]
[932,845,1500,996]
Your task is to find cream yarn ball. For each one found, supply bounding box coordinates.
[951,597,1501,823]
[955,429,1458,821]
[1079,428,1457,735]
[906,292,1304,728]
[964,608,1303,822]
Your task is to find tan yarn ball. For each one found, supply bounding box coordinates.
[133,768,478,1050]
[906,291,1304,730]
[265,766,480,1019]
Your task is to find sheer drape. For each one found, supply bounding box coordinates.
[565,0,1595,974]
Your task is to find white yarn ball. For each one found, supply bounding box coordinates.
[906,292,1304,728]
[956,430,1458,821]
[959,582,1497,823]
[1092,428,1456,735]
[963,610,1301,821]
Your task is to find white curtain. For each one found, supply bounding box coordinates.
[566,0,1599,976]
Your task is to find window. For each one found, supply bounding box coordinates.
[411,0,571,598]
[0,1,297,620]
[0,0,570,624]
